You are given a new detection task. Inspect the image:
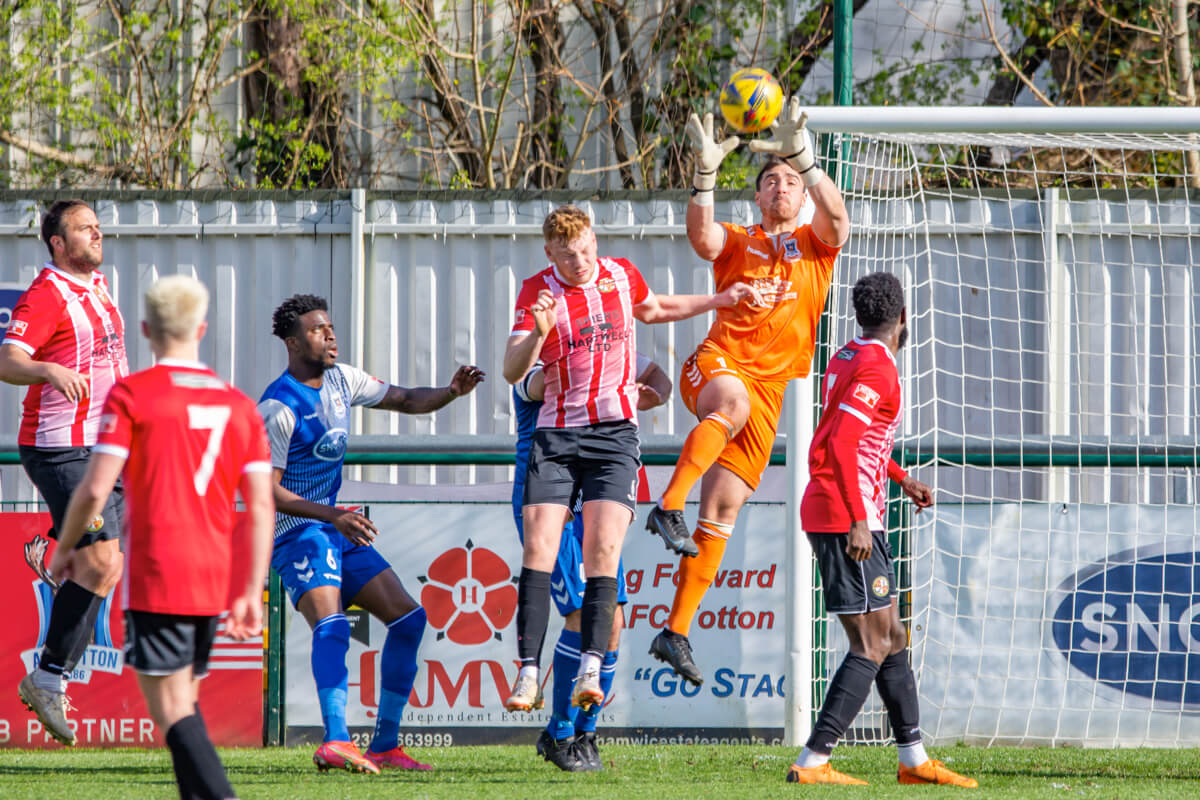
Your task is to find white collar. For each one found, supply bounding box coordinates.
[44,262,100,290]
[853,336,896,364]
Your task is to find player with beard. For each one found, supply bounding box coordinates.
[258,294,484,775]
[784,272,974,788]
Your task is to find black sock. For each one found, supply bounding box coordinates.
[579,576,618,657]
[875,650,921,745]
[805,653,881,754]
[165,714,236,800]
[40,581,101,676]
[516,568,552,667]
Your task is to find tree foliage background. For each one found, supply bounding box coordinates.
[0,0,1196,190]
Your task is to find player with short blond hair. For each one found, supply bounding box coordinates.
[51,274,274,798]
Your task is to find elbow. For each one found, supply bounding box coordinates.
[502,365,523,385]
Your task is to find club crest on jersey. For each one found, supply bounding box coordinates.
[87,515,105,532]
[331,393,346,418]
[783,238,801,259]
[597,277,617,293]
[853,383,881,408]
[872,575,890,597]
[9,319,27,336]
[313,428,348,461]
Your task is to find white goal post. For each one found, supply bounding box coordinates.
[784,105,1200,748]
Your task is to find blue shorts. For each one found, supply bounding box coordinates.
[513,512,628,617]
[272,522,390,609]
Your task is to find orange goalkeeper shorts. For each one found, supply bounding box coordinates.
[678,346,788,492]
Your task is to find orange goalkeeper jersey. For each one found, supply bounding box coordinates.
[700,221,841,381]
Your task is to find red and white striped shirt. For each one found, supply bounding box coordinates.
[511,257,652,428]
[4,265,128,447]
[802,337,905,532]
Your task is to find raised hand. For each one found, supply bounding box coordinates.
[748,97,821,185]
[685,112,741,192]
[449,365,486,397]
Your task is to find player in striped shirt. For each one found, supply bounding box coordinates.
[50,275,274,799]
[501,204,761,715]
[512,355,670,771]
[1,200,129,745]
[259,294,484,775]
[786,273,974,788]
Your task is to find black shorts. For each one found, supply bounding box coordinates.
[20,446,124,547]
[124,611,220,677]
[807,530,896,615]
[524,421,641,515]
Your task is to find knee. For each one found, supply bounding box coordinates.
[714,397,750,431]
[81,541,123,590]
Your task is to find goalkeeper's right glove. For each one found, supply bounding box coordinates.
[748,96,824,187]
[685,112,740,194]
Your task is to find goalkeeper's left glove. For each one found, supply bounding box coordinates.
[748,96,824,187]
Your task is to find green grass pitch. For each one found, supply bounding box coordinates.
[2,745,1198,799]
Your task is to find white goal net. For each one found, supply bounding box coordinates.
[793,107,1200,747]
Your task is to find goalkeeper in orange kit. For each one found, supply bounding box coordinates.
[646,99,849,686]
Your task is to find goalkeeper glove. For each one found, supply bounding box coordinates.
[685,112,740,195]
[748,96,824,187]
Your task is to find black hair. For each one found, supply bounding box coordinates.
[41,199,93,257]
[852,272,904,330]
[755,156,797,190]
[272,294,328,340]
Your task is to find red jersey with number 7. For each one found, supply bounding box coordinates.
[802,338,903,533]
[93,359,271,615]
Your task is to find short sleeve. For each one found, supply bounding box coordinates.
[623,262,651,306]
[835,364,893,425]
[3,283,63,356]
[711,223,744,283]
[93,381,134,459]
[257,398,296,470]
[336,364,388,408]
[511,277,544,336]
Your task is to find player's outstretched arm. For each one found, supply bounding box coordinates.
[749,97,849,248]
[685,112,738,262]
[633,281,763,324]
[375,364,486,414]
[227,469,274,641]
[49,451,125,583]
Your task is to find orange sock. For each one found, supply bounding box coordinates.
[659,413,733,510]
[666,524,730,636]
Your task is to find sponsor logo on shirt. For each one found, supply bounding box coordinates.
[331,393,346,418]
[9,320,27,336]
[853,383,881,408]
[746,246,769,260]
[514,308,526,325]
[750,277,796,306]
[836,348,856,361]
[313,428,349,461]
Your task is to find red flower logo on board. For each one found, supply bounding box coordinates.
[418,540,518,646]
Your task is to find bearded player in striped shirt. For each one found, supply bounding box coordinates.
[501,204,762,716]
[0,200,129,745]
[786,272,975,788]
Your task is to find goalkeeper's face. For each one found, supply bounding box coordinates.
[754,163,808,224]
[544,228,599,286]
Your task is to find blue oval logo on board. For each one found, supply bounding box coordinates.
[1051,549,1200,708]
[313,428,348,461]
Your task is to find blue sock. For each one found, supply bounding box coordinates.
[577,648,618,734]
[370,607,426,753]
[311,613,351,743]
[548,629,581,741]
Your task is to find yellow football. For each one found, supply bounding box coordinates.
[718,68,784,134]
